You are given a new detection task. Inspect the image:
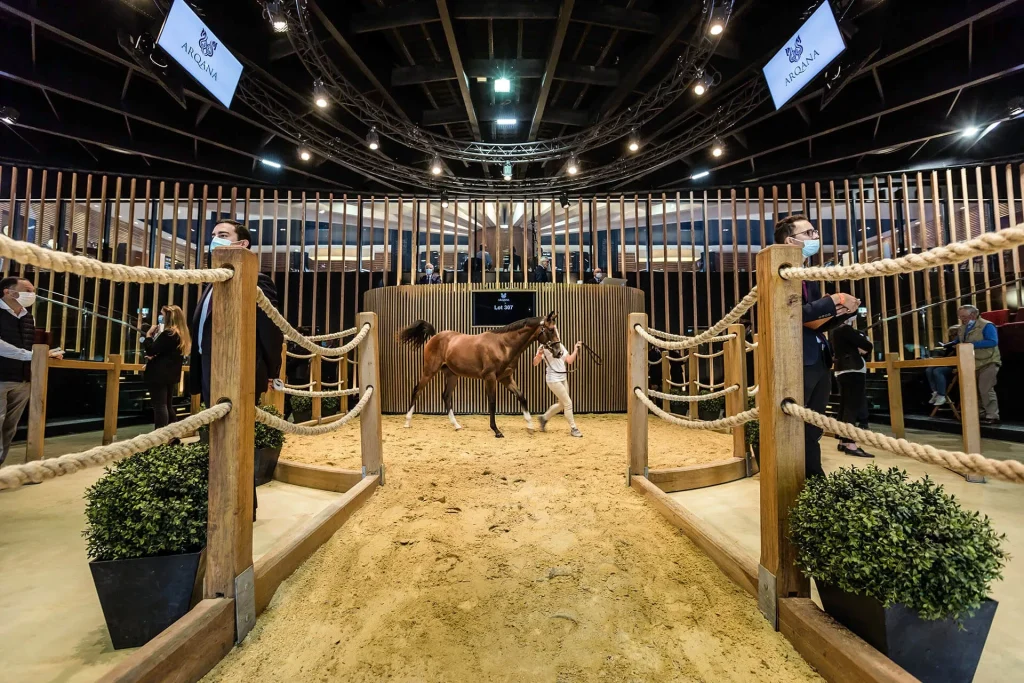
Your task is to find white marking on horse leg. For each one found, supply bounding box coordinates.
[404,406,415,428]
[523,409,535,430]
[448,410,463,431]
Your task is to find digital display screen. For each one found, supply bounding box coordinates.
[472,290,536,327]
[157,0,244,108]
[762,2,846,110]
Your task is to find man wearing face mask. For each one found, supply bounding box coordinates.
[190,220,284,409]
[774,215,860,477]
[0,277,62,465]
[419,262,441,284]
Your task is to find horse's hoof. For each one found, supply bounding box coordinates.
[494,432,504,439]
[454,426,463,431]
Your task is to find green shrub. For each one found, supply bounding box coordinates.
[789,466,1006,621]
[698,389,725,414]
[290,395,312,413]
[83,443,209,562]
[256,405,286,450]
[322,396,340,413]
[744,395,759,446]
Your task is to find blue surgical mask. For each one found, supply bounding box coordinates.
[801,239,820,259]
[157,314,165,325]
[209,236,232,251]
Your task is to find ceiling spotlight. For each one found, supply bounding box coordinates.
[366,127,380,150]
[710,138,724,158]
[693,72,709,97]
[313,79,329,108]
[961,126,979,138]
[690,170,710,180]
[261,158,282,169]
[502,161,513,181]
[441,192,450,209]
[265,1,288,33]
[708,6,729,36]
[627,129,640,153]
[299,149,311,161]
[0,107,19,125]
[1008,96,1024,118]
[709,22,724,36]
[495,118,517,126]
[430,154,443,176]
[559,193,570,209]
[566,154,579,176]
[494,77,511,93]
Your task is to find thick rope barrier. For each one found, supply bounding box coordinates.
[256,289,370,356]
[255,388,373,436]
[0,233,233,285]
[281,381,314,390]
[781,226,1024,282]
[0,403,233,492]
[306,326,358,341]
[696,381,725,390]
[647,357,662,366]
[782,402,1024,484]
[664,377,688,388]
[319,380,343,387]
[636,289,758,350]
[636,389,758,431]
[286,351,316,359]
[748,385,760,397]
[271,379,359,397]
[666,354,689,363]
[746,341,758,350]
[319,355,347,363]
[693,349,725,359]
[649,385,738,402]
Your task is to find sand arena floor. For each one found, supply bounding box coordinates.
[206,413,819,682]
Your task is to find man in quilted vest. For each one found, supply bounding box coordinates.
[956,305,1001,425]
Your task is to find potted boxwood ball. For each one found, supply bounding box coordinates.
[322,395,341,417]
[84,443,209,649]
[254,405,286,486]
[744,395,759,469]
[790,466,1006,683]
[290,395,312,423]
[697,389,725,421]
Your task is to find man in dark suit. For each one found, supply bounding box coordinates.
[774,215,860,477]
[190,219,284,407]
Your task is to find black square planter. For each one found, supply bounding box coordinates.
[255,446,283,486]
[817,582,997,683]
[89,550,204,650]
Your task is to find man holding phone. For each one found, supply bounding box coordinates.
[774,215,860,477]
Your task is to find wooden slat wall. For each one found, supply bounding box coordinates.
[364,283,645,415]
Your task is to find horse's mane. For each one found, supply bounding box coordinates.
[490,316,543,334]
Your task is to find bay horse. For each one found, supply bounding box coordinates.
[398,312,560,438]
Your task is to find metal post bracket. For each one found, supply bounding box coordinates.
[234,565,256,643]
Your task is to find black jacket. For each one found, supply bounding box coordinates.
[831,324,873,373]
[143,329,184,386]
[802,280,837,367]
[189,272,284,402]
[0,307,35,382]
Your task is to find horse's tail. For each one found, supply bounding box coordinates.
[398,320,436,349]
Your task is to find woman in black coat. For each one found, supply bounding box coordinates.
[831,317,874,457]
[142,304,190,429]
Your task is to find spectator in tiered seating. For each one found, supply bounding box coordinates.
[143,304,190,430]
[533,257,551,283]
[925,326,960,406]
[832,316,873,457]
[419,262,441,284]
[956,305,1001,425]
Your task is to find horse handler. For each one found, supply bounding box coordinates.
[533,339,583,437]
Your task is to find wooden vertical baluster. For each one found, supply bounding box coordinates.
[1008,165,1023,280]
[724,323,749,467]
[298,192,307,328]
[975,167,993,309]
[369,196,376,290]
[284,191,292,321]
[886,176,905,358]
[271,344,286,414]
[204,246,257,643]
[931,172,950,333]
[901,174,921,356]
[755,186,766,334]
[88,175,109,359]
[133,179,151,362]
[916,173,937,346]
[960,168,978,305]
[411,198,419,285]
[312,192,321,333]
[703,191,712,329]
[395,197,403,286]
[75,174,94,354]
[355,197,364,313]
[989,166,1007,305]
[3,166,17,277]
[103,354,123,445]
[618,195,625,281]
[731,189,740,309]
[44,171,63,335]
[118,179,135,357]
[606,196,613,280]
[660,352,670,411]
[16,167,32,276]
[745,188,754,330]
[717,190,726,317]
[340,194,348,319]
[169,182,180,310]
[358,311,383,479]
[956,343,984,484]
[182,183,195,319]
[690,191,698,334]
[944,171,963,308]
[662,194,669,334]
[627,312,648,482]
[688,349,699,419]
[856,178,873,347]
[756,243,808,629]
[873,178,890,356]
[884,352,904,439]
[311,354,322,422]
[30,170,46,294]
[828,181,839,293]
[148,181,165,350]
[676,192,684,335]
[26,344,49,462]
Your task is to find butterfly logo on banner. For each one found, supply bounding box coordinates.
[199,29,218,58]
[786,35,803,63]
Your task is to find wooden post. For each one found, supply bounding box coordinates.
[25,344,49,462]
[270,345,286,413]
[724,324,748,465]
[687,351,699,418]
[755,244,808,629]
[311,354,322,423]
[884,353,904,439]
[190,393,200,415]
[627,312,648,482]
[102,354,123,445]
[957,343,985,483]
[204,247,258,644]
[660,352,670,410]
[358,312,383,481]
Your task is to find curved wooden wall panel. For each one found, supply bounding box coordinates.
[364,283,645,415]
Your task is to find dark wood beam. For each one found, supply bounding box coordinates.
[597,2,701,118]
[391,63,456,86]
[529,0,575,140]
[466,58,545,79]
[351,1,439,33]
[436,0,481,140]
[556,62,618,87]
[573,4,659,33]
[451,1,559,20]
[393,59,617,86]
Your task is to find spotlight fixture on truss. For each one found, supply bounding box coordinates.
[559,193,570,209]
[441,192,450,209]
[299,148,311,161]
[0,107,19,125]
[627,129,641,153]
[693,71,709,97]
[366,127,380,150]
[313,79,329,108]
[710,138,724,158]
[430,154,443,176]
[502,161,513,181]
[566,155,579,176]
[265,1,288,33]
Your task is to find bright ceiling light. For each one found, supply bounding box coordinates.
[709,22,724,36]
[690,170,710,180]
[710,138,724,158]
[502,161,513,181]
[0,106,19,125]
[266,1,288,33]
[627,129,640,153]
[567,154,579,176]
[313,79,329,108]
[261,158,282,169]
[980,121,1001,137]
[299,149,311,161]
[430,154,443,176]
[693,80,707,96]
[441,192,450,209]
[495,118,517,126]
[494,77,511,93]
[476,76,488,83]
[366,127,380,151]
[1009,96,1024,118]
[961,126,979,137]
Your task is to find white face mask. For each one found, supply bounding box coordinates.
[16,292,35,308]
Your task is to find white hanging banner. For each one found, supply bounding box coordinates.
[157,0,244,108]
[762,3,846,110]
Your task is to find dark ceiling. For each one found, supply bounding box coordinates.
[1,0,1022,194]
